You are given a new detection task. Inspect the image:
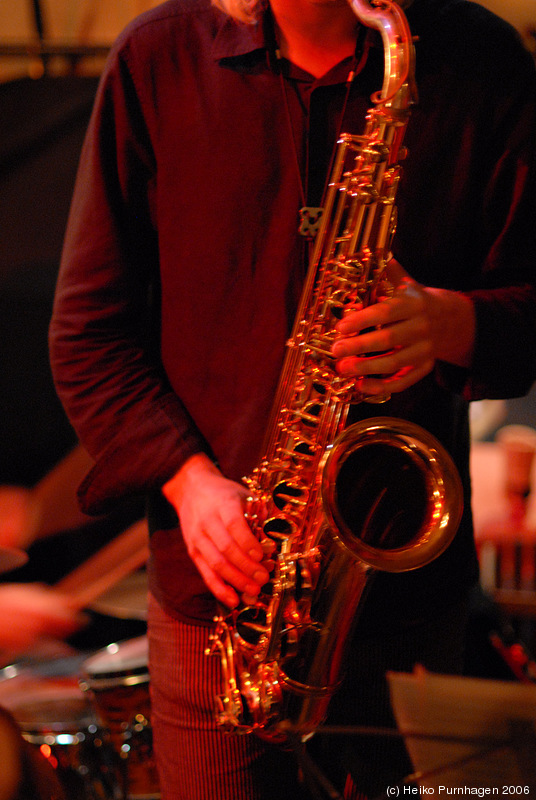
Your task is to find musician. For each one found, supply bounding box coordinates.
[49,0,536,797]
[0,447,96,661]
[0,445,144,659]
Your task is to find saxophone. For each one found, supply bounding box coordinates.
[207,0,463,742]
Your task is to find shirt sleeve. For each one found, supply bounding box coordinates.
[49,43,211,515]
[438,47,536,402]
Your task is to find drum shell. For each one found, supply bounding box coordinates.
[81,637,160,800]
[0,659,117,800]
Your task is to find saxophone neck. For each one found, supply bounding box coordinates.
[348,0,418,108]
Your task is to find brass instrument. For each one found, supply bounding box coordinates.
[207,0,463,741]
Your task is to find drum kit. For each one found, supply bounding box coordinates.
[0,538,158,800]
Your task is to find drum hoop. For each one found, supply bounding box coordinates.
[80,672,149,691]
[21,729,91,746]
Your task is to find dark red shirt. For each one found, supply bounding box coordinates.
[50,0,536,627]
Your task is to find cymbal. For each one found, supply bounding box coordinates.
[90,570,148,620]
[0,546,28,574]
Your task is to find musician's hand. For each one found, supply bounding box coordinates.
[331,260,475,397]
[0,486,40,550]
[0,584,83,657]
[162,453,269,609]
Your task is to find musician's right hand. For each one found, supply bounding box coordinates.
[162,453,269,609]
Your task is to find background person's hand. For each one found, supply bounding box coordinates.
[0,583,84,657]
[0,486,40,550]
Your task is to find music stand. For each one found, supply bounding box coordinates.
[388,670,536,791]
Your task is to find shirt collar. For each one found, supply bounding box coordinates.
[211,14,266,63]
[211,8,377,87]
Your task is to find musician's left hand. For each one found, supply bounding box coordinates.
[0,584,84,658]
[331,259,475,397]
[0,487,39,550]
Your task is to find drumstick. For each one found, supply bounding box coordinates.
[54,518,149,611]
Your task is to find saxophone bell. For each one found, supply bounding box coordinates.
[322,417,462,572]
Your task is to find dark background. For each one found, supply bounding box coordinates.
[0,76,145,647]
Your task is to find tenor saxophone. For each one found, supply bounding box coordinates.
[207,0,463,741]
